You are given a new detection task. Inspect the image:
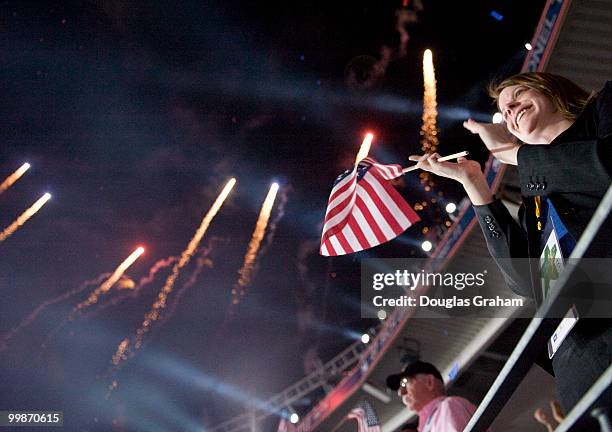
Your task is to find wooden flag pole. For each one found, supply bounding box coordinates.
[402,151,469,173]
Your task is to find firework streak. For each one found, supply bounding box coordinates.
[0,193,51,242]
[419,49,438,185]
[73,247,145,313]
[231,183,279,304]
[81,256,179,319]
[256,187,288,260]
[0,163,30,195]
[114,178,236,364]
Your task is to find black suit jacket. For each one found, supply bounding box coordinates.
[473,81,612,300]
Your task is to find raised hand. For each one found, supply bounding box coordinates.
[408,153,482,184]
[463,118,521,165]
[408,153,494,205]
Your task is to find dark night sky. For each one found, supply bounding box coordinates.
[0,1,544,430]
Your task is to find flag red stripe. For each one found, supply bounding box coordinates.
[321,158,419,256]
[325,191,353,222]
[335,230,353,254]
[355,195,387,244]
[348,217,372,249]
[359,176,404,235]
[327,170,355,205]
[321,193,356,243]
[370,169,420,223]
[324,239,337,256]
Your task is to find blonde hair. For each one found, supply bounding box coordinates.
[488,72,594,121]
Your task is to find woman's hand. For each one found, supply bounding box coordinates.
[408,153,494,205]
[408,153,482,184]
[463,118,521,165]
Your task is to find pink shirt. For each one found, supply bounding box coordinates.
[418,396,488,432]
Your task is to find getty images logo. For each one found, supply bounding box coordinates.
[372,269,487,291]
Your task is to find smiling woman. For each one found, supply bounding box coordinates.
[408,71,612,413]
[489,73,593,149]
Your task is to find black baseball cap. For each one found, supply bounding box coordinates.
[386,361,444,391]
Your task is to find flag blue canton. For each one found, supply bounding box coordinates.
[332,163,372,187]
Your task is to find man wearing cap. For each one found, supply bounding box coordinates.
[387,361,484,432]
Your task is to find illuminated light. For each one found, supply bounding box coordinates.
[232,182,280,304]
[355,132,374,165]
[525,42,533,51]
[420,49,439,187]
[421,240,433,252]
[490,10,504,21]
[361,333,370,344]
[492,112,503,124]
[422,227,429,234]
[445,202,457,213]
[0,163,31,195]
[74,246,146,311]
[377,310,387,320]
[0,192,52,242]
[290,413,299,424]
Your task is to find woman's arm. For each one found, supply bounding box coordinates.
[407,153,493,204]
[472,199,532,297]
[409,153,532,297]
[463,119,521,165]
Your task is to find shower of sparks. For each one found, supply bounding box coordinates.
[256,187,288,259]
[231,183,279,305]
[83,256,179,318]
[419,49,439,186]
[0,192,51,242]
[73,247,145,312]
[0,163,30,195]
[125,178,236,356]
[111,338,129,365]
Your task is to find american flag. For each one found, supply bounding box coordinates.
[320,157,420,256]
[347,400,382,432]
